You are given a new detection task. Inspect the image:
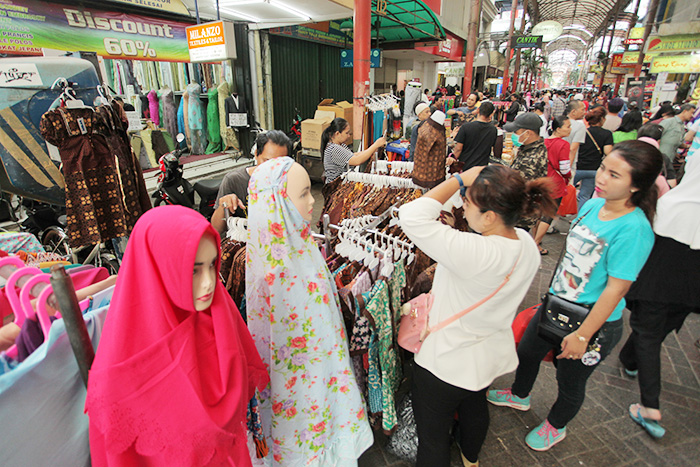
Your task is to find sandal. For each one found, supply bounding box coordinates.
[629,404,665,439]
[546,226,560,235]
[538,245,549,256]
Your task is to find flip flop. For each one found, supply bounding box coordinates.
[629,404,665,439]
[539,246,549,256]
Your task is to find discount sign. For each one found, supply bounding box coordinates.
[0,0,191,62]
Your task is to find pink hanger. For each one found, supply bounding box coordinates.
[0,256,25,279]
[5,267,42,327]
[36,285,92,339]
[19,274,52,321]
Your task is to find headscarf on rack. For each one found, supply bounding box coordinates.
[86,206,268,466]
[246,157,373,465]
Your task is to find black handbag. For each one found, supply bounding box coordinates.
[537,210,597,346]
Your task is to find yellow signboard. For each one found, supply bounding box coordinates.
[109,0,190,16]
[645,34,700,54]
[650,55,700,74]
[628,27,645,40]
[621,52,651,65]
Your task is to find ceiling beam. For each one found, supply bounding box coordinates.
[592,0,631,39]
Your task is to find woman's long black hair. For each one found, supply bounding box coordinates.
[320,118,349,156]
[611,140,663,222]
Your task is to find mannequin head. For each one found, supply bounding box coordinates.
[192,233,218,311]
[287,163,315,222]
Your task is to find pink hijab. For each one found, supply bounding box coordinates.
[85,206,268,466]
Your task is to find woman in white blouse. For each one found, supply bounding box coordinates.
[399,165,556,467]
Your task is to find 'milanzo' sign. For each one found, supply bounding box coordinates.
[511,35,543,49]
[186,20,236,62]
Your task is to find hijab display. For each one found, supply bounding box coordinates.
[246,157,373,464]
[86,206,268,466]
[186,83,207,155]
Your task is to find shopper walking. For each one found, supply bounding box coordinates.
[506,113,548,183]
[575,107,614,207]
[612,110,643,144]
[399,164,555,467]
[551,91,567,119]
[659,104,696,165]
[602,98,624,132]
[449,102,497,171]
[321,118,386,184]
[246,157,373,465]
[488,140,663,452]
[86,206,269,466]
[505,94,522,123]
[564,100,586,166]
[619,156,700,439]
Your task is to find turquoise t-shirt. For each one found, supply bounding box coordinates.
[549,198,654,321]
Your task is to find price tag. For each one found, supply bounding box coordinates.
[126,111,144,132]
[228,113,247,127]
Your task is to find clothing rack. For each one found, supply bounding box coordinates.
[343,171,424,191]
[372,160,414,175]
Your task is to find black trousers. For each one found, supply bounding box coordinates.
[511,304,623,429]
[412,363,489,466]
[619,299,693,409]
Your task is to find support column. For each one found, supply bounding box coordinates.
[512,0,528,93]
[353,0,371,148]
[502,0,518,94]
[463,0,483,95]
[598,4,618,92]
[616,0,642,95]
[635,0,659,77]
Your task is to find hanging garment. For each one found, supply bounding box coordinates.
[177,94,186,146]
[0,305,108,467]
[139,94,149,119]
[206,87,223,154]
[0,232,44,255]
[85,206,269,466]
[412,118,447,189]
[218,81,238,150]
[147,90,160,127]
[246,157,373,465]
[187,83,207,154]
[224,94,248,128]
[40,108,130,248]
[373,110,385,142]
[161,87,178,139]
[157,89,164,127]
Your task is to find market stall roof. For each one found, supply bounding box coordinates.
[368,0,446,42]
[529,0,634,41]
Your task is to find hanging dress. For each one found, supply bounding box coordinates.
[218,81,239,150]
[206,87,223,154]
[246,157,373,466]
[161,87,178,139]
[187,83,207,155]
[85,206,269,466]
[147,90,160,127]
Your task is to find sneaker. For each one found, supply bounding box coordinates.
[486,388,531,411]
[525,419,567,451]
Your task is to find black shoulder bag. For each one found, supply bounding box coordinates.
[537,208,599,346]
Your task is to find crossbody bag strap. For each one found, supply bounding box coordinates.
[546,205,596,291]
[585,128,604,157]
[429,243,525,335]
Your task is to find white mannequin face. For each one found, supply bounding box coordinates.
[192,234,217,311]
[287,163,315,222]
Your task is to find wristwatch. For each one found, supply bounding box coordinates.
[453,173,466,197]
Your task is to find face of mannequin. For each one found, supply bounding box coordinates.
[287,163,315,223]
[192,234,217,311]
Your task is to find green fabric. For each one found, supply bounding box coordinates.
[158,89,164,128]
[613,130,637,144]
[205,88,223,154]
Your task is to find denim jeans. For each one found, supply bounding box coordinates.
[574,169,597,208]
[511,304,623,429]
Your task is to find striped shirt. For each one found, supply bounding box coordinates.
[323,143,353,183]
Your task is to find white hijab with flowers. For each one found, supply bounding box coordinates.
[246,157,372,466]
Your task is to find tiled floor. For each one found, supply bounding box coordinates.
[311,183,700,466]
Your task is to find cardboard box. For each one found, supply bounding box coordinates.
[317,99,353,127]
[301,111,334,150]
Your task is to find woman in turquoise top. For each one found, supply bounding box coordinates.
[613,110,643,144]
[488,140,663,452]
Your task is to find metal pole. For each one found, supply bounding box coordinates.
[502,0,519,95]
[353,0,371,149]
[512,0,529,93]
[194,0,200,24]
[216,0,220,20]
[598,5,618,93]
[463,0,483,95]
[50,265,95,387]
[635,0,660,78]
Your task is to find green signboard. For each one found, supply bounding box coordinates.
[510,35,543,49]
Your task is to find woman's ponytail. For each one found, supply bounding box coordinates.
[522,178,558,220]
[320,117,348,156]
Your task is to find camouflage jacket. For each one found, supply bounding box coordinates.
[511,138,548,181]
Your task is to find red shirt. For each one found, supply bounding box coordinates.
[544,137,572,199]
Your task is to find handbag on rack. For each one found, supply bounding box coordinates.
[398,247,523,353]
[537,209,597,346]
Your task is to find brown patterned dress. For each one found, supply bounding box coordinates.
[412,118,447,189]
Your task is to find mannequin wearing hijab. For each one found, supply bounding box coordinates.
[85,206,269,466]
[246,157,373,465]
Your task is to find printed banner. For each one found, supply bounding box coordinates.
[108,0,190,16]
[646,34,700,54]
[269,21,351,48]
[0,63,43,87]
[650,55,700,74]
[510,35,543,49]
[0,0,192,62]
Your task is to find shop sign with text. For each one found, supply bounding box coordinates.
[108,0,190,16]
[510,35,543,49]
[621,52,651,65]
[269,22,350,48]
[645,34,700,54]
[610,53,627,74]
[0,0,191,62]
[650,55,700,74]
[340,49,381,68]
[186,21,236,62]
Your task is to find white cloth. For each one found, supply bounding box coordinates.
[399,197,540,391]
[654,152,700,249]
[539,114,548,138]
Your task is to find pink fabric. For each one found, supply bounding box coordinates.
[655,175,670,197]
[638,136,659,149]
[85,206,268,466]
[147,90,160,127]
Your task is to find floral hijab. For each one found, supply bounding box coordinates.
[246,157,372,465]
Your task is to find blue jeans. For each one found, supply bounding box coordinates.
[574,169,597,208]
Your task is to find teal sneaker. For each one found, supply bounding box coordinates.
[525,419,567,451]
[486,388,531,411]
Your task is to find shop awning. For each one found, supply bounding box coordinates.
[370,0,446,43]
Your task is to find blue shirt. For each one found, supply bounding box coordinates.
[549,198,654,321]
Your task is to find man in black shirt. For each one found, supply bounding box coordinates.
[448,102,497,170]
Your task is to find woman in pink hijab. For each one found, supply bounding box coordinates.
[85,205,269,466]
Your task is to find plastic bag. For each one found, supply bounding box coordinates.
[557,185,578,216]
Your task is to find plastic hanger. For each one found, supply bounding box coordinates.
[5,266,43,327]
[35,285,93,339]
[19,274,52,321]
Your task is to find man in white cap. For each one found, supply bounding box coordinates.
[407,102,431,161]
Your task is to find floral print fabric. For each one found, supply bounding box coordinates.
[246,157,372,465]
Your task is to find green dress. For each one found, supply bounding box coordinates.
[205,87,223,154]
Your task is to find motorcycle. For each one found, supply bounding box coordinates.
[151,134,222,220]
